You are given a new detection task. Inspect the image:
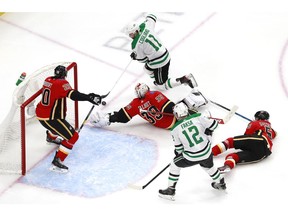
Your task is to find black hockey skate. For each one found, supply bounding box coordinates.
[211,178,226,190]
[176,73,198,88]
[50,156,68,173]
[158,187,176,201]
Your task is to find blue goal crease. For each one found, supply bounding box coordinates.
[20,127,158,198]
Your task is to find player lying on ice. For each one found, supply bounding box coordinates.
[212,110,277,174]
[88,82,208,129]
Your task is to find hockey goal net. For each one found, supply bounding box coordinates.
[0,62,79,175]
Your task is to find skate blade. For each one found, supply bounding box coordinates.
[46,142,57,146]
[158,194,175,201]
[46,141,61,145]
[218,168,231,174]
[219,170,231,174]
[49,165,68,173]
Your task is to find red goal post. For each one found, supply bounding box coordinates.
[0,62,79,175]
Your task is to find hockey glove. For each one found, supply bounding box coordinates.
[88,93,102,105]
[89,112,111,127]
[130,52,137,60]
[204,128,213,136]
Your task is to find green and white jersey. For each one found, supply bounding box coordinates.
[131,14,170,69]
[170,113,218,162]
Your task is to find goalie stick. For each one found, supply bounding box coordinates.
[210,100,251,122]
[129,163,171,190]
[212,105,238,124]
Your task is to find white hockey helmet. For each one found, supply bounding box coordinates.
[135,83,149,99]
[173,102,189,120]
[125,22,140,37]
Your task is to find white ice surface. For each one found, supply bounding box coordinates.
[0,10,288,215]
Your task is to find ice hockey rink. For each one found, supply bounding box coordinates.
[1,5,288,216]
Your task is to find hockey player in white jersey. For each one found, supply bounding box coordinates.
[125,13,198,91]
[158,103,226,201]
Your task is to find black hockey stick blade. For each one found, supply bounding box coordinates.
[128,163,170,190]
[100,92,110,99]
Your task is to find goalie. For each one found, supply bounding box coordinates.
[88,83,208,130]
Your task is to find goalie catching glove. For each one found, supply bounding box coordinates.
[89,111,111,127]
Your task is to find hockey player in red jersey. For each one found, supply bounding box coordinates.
[92,83,176,129]
[212,110,277,173]
[89,83,208,129]
[36,65,102,173]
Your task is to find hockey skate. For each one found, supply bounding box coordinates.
[46,130,62,145]
[153,81,167,91]
[211,178,226,190]
[176,73,198,88]
[49,156,69,173]
[158,187,176,201]
[218,165,231,174]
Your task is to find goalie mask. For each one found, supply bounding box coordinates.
[173,102,189,120]
[135,83,149,99]
[254,110,269,120]
[54,65,67,79]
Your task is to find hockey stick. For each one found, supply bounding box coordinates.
[212,105,238,124]
[100,59,133,100]
[129,163,171,190]
[210,100,252,122]
[78,89,112,131]
[78,105,96,133]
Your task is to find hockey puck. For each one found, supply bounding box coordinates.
[102,101,106,106]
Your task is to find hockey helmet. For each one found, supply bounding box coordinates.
[125,22,140,38]
[173,102,189,120]
[54,65,67,78]
[135,83,149,99]
[254,110,269,120]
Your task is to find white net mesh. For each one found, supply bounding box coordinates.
[0,62,77,174]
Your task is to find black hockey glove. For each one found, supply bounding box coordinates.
[204,128,213,136]
[130,52,137,60]
[88,93,102,105]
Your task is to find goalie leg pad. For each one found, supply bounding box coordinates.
[183,89,208,109]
